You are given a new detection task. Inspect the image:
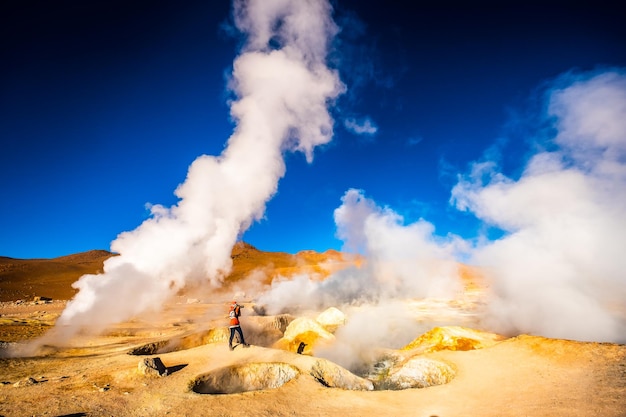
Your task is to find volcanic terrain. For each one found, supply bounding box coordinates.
[0,244,624,416]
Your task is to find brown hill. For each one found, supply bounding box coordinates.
[0,243,355,302]
[227,242,354,286]
[0,250,114,302]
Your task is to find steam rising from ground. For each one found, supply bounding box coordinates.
[255,70,626,355]
[452,70,626,342]
[257,190,464,314]
[39,0,343,343]
[26,1,625,360]
[255,189,466,369]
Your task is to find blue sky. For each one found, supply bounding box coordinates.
[1,0,625,259]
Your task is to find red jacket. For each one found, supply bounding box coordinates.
[229,303,241,327]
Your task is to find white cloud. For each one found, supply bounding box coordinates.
[344,117,378,135]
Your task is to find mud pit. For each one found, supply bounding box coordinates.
[190,362,299,394]
[128,330,457,393]
[127,327,229,356]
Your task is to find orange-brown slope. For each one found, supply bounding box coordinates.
[458,263,488,291]
[0,244,356,302]
[224,242,356,287]
[0,250,114,302]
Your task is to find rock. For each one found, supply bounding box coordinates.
[129,328,231,356]
[191,362,299,394]
[378,357,456,390]
[309,359,374,391]
[271,314,293,333]
[274,317,335,354]
[175,327,229,351]
[402,326,504,353]
[315,307,346,333]
[128,340,169,356]
[138,357,168,377]
[13,377,37,387]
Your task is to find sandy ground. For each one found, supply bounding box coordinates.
[1,299,625,417]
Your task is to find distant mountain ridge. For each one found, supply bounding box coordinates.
[0,244,353,302]
[0,250,114,302]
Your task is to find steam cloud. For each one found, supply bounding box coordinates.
[43,0,344,341]
[452,70,626,342]
[24,0,625,359]
[256,189,465,315]
[255,70,626,352]
[255,188,466,370]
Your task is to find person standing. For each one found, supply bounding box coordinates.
[228,300,249,350]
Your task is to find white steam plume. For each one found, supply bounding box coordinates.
[43,0,344,341]
[256,189,465,315]
[334,189,465,300]
[254,190,465,370]
[255,70,626,370]
[452,70,626,342]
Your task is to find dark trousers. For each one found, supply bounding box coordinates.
[229,326,246,346]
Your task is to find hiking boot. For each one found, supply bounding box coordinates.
[229,345,234,351]
[243,343,250,348]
